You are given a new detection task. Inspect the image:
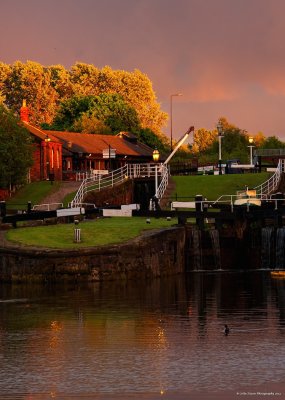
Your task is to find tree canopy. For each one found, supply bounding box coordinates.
[0,61,168,135]
[0,105,33,188]
[190,117,276,164]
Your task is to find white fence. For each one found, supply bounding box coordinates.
[71,163,169,208]
[214,159,285,206]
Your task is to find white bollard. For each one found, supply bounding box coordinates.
[74,228,81,243]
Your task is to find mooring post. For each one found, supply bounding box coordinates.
[0,201,6,217]
[195,194,204,229]
[74,219,81,243]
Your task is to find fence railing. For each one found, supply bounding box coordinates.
[215,159,285,205]
[156,164,169,199]
[71,163,168,207]
[254,159,285,198]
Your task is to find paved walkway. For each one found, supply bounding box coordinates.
[40,181,81,208]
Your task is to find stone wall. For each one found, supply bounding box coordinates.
[0,227,185,283]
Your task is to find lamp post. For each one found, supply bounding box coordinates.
[170,93,182,151]
[45,134,51,180]
[216,120,224,175]
[248,136,254,166]
[152,148,160,196]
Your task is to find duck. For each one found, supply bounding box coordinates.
[224,324,230,335]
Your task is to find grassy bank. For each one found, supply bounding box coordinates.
[171,172,270,200]
[5,217,177,249]
[3,172,272,249]
[6,181,61,210]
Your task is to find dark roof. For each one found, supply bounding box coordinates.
[23,122,61,143]
[23,122,154,158]
[45,130,153,157]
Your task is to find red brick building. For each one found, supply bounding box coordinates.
[20,102,154,182]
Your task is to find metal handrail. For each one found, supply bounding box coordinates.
[254,159,285,198]
[215,159,285,204]
[32,202,63,211]
[71,163,168,207]
[156,165,169,200]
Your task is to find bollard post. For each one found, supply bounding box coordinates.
[74,228,81,243]
[74,219,81,242]
[0,201,6,217]
[195,194,204,228]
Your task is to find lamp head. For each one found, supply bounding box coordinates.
[152,148,160,162]
[249,136,254,144]
[217,120,223,135]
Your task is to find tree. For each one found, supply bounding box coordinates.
[73,113,111,134]
[136,128,169,153]
[0,62,11,104]
[0,105,33,189]
[50,94,142,134]
[192,128,216,154]
[3,61,58,124]
[253,132,266,147]
[259,136,285,149]
[0,61,168,138]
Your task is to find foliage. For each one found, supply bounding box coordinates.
[48,94,169,150]
[136,127,169,153]
[0,105,33,188]
[0,61,167,135]
[192,128,216,154]
[191,117,274,164]
[3,61,58,124]
[73,113,111,134]
[259,135,285,149]
[49,93,141,134]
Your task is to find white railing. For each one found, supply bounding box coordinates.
[254,159,285,198]
[215,159,285,205]
[156,164,169,200]
[172,196,285,212]
[32,203,63,211]
[71,163,169,207]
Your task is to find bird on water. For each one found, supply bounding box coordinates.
[224,324,230,335]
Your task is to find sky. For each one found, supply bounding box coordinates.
[1,0,285,142]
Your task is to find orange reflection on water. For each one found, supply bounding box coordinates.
[49,320,63,349]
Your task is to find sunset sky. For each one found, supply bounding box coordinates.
[1,0,285,142]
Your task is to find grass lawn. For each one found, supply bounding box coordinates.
[171,172,271,201]
[5,217,177,249]
[6,181,61,210]
[3,171,273,249]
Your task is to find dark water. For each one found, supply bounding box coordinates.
[0,272,285,399]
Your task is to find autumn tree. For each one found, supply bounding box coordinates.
[0,62,11,104]
[0,61,168,136]
[253,132,266,147]
[3,61,58,124]
[0,105,33,188]
[192,128,217,154]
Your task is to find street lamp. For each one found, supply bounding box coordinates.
[45,134,51,180]
[248,136,255,166]
[216,120,224,175]
[170,93,182,151]
[152,148,160,197]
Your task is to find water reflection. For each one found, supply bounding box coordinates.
[0,272,285,399]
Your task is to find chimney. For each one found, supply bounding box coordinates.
[20,99,29,123]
